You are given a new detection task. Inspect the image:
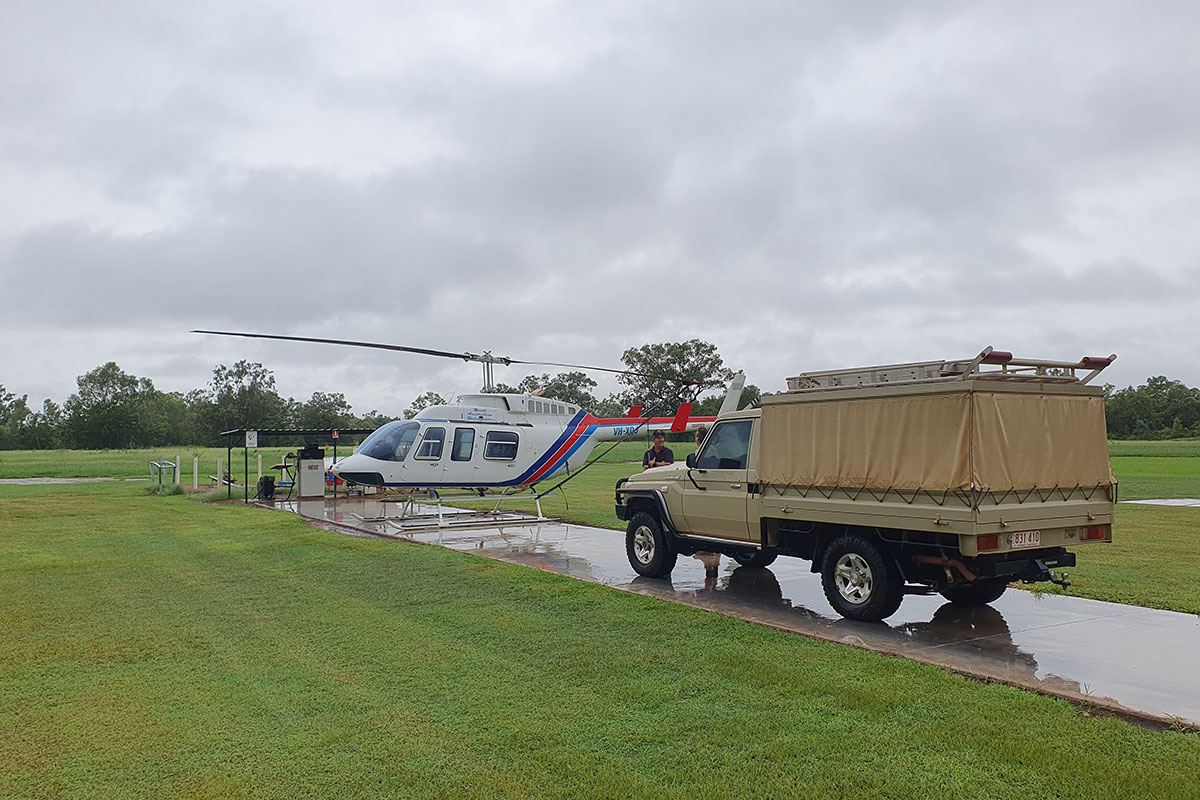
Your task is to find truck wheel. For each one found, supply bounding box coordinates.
[820,533,904,622]
[626,512,678,578]
[732,549,777,569]
[939,579,1008,606]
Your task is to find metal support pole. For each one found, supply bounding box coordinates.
[244,447,249,503]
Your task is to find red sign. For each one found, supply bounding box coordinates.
[332,430,339,439]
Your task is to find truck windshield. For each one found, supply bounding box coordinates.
[357,420,420,462]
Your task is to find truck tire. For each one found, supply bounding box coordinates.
[626,512,678,578]
[732,549,778,569]
[939,579,1008,606]
[820,533,904,622]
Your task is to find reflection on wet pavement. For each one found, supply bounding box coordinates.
[284,495,1200,727]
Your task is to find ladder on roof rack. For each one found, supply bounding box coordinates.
[785,346,1117,392]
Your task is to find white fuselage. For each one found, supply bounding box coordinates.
[330,393,639,489]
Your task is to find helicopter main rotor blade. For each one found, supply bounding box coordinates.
[192,330,704,385]
[191,330,480,362]
[507,357,699,385]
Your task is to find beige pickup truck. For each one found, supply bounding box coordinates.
[615,348,1117,621]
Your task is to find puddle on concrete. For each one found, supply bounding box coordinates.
[277,493,1200,727]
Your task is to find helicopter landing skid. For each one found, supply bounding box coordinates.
[352,490,556,533]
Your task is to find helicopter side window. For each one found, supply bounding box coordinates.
[695,420,752,470]
[484,431,519,460]
[451,428,475,462]
[415,427,446,460]
[357,420,420,462]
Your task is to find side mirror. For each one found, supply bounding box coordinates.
[685,453,696,468]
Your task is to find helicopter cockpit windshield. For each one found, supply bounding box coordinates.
[358,420,420,462]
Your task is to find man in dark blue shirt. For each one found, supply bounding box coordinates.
[643,431,674,470]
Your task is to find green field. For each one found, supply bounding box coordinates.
[1,482,1197,799]
[3,441,1199,615]
[0,446,299,483]
[1109,438,1200,457]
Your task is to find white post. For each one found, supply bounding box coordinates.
[257,453,262,481]
[175,455,181,485]
[193,457,199,490]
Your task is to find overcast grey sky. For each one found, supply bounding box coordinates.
[2,1,1197,415]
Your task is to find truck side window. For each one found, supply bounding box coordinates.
[414,427,446,460]
[484,431,519,460]
[451,428,475,462]
[696,420,751,470]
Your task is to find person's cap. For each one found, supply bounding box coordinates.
[652,430,665,439]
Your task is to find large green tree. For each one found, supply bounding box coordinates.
[63,363,156,449]
[292,391,355,430]
[207,360,289,433]
[615,340,735,413]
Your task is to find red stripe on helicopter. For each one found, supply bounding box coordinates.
[521,409,723,484]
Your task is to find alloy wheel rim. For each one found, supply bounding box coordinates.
[834,552,873,604]
[632,526,655,564]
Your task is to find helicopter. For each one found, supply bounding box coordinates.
[192,330,746,491]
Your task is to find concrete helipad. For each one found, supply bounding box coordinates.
[1122,498,1200,507]
[280,494,1200,728]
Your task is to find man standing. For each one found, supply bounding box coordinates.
[642,431,675,470]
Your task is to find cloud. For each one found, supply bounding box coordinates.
[2,1,1199,412]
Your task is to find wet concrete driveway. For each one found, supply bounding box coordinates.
[283,495,1200,728]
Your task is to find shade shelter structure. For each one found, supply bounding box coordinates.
[219,428,377,502]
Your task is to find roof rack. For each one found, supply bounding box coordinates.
[785,347,1117,393]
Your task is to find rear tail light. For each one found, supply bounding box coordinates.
[1082,525,1107,541]
[977,534,1000,551]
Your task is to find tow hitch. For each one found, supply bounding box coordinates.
[1034,558,1071,588]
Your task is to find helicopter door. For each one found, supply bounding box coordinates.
[410,426,446,481]
[449,427,477,482]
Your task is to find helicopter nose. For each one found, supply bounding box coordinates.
[330,454,385,487]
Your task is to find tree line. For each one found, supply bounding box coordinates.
[1104,376,1200,440]
[0,360,389,451]
[2,340,1193,449]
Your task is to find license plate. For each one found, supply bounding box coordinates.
[1010,530,1041,549]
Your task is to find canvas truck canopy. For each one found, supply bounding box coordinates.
[757,383,1114,493]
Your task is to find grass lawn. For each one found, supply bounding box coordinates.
[1,482,1197,799]
[4,440,1199,615]
[1109,438,1200,457]
[0,446,299,483]
[1109,455,1200,501]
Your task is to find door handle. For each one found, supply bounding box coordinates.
[729,483,742,489]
